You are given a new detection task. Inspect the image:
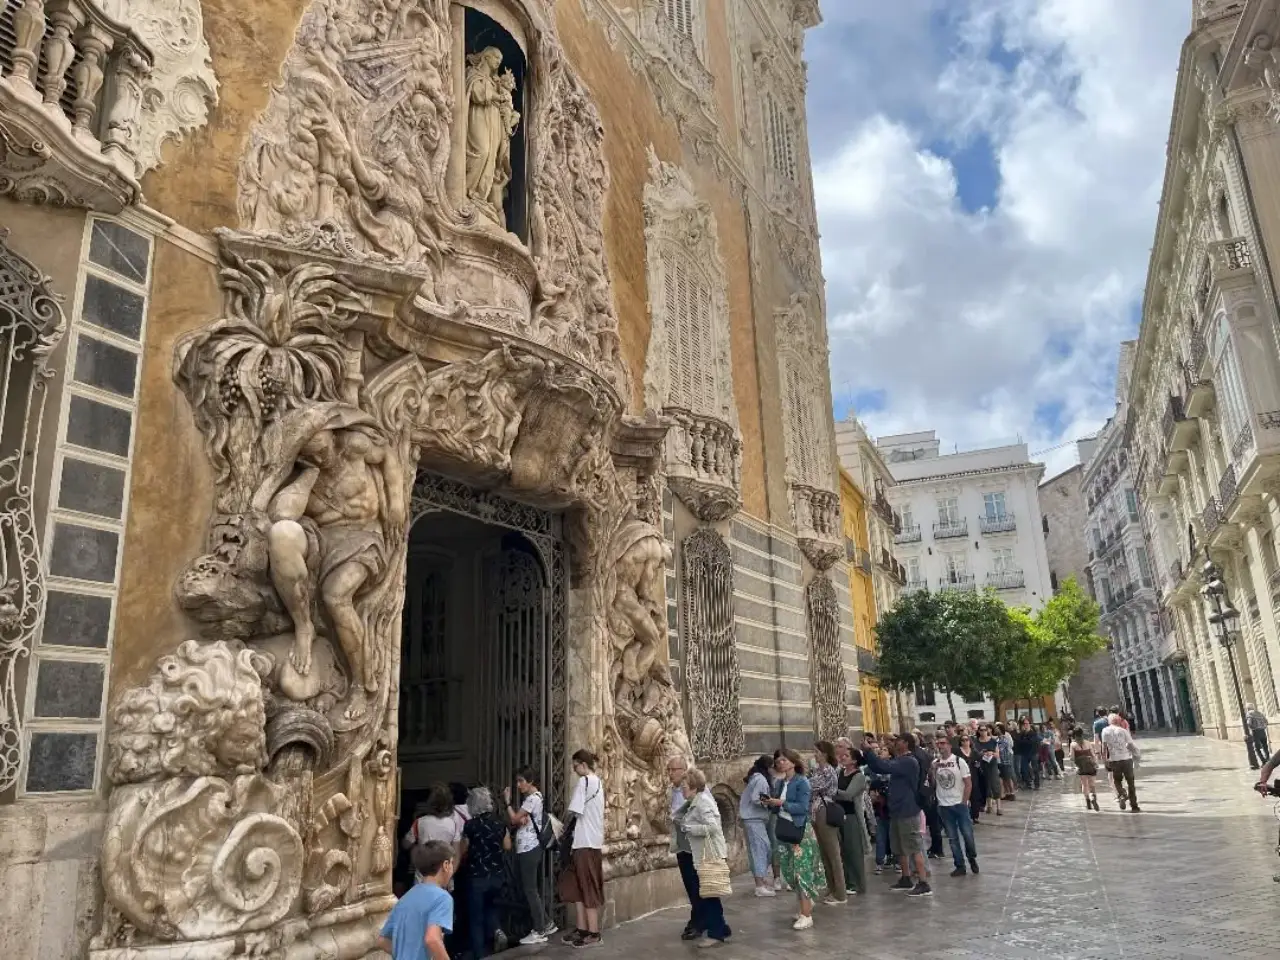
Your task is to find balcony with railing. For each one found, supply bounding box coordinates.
[938,574,976,593]
[790,482,842,570]
[933,518,968,540]
[902,578,928,594]
[1201,496,1222,542]
[895,523,921,544]
[987,569,1025,590]
[1218,461,1239,517]
[1163,393,1197,452]
[0,0,154,210]
[1183,350,1214,417]
[665,408,743,521]
[979,512,1016,535]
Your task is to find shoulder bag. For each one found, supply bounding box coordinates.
[823,798,845,827]
[695,848,733,898]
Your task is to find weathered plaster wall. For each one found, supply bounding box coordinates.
[109,240,219,698]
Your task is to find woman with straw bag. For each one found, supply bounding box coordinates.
[673,767,733,949]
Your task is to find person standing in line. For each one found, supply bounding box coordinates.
[1052,723,1067,775]
[860,734,931,898]
[458,787,510,959]
[763,749,825,930]
[378,841,456,960]
[995,723,1016,800]
[867,743,892,874]
[1069,727,1100,811]
[557,749,606,948]
[1013,717,1042,790]
[809,740,848,905]
[833,740,869,896]
[931,735,978,877]
[769,749,787,892]
[974,725,1003,817]
[1039,724,1061,779]
[673,768,733,949]
[1110,705,1131,731]
[1092,706,1110,742]
[504,767,556,945]
[904,732,944,859]
[1100,713,1141,812]
[1246,703,1270,762]
[666,755,703,942]
[740,755,777,898]
[955,733,984,824]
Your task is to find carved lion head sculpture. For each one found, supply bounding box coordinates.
[107,640,272,784]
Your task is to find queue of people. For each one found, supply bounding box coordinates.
[386,715,1140,957]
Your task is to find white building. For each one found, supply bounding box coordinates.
[1082,345,1184,731]
[874,431,1055,726]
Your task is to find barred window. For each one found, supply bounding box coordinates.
[659,249,717,413]
[765,94,798,181]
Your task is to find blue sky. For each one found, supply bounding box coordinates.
[807,0,1187,474]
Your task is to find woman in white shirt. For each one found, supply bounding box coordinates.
[556,749,606,948]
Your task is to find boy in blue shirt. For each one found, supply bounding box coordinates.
[378,841,456,960]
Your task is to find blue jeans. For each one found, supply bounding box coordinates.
[874,818,890,864]
[1016,754,1040,787]
[467,872,502,958]
[938,803,977,870]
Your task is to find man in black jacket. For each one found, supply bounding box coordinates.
[1012,716,1042,789]
[861,735,932,898]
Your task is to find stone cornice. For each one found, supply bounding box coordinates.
[891,461,1045,487]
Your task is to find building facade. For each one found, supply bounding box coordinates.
[0,1,852,956]
[873,431,1055,726]
[1039,453,1123,719]
[1124,0,1280,750]
[836,416,909,734]
[1083,347,1181,731]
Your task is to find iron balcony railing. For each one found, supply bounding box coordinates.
[979,513,1016,534]
[902,578,929,594]
[895,524,921,544]
[1162,393,1187,444]
[1202,496,1222,539]
[1218,462,1238,513]
[938,574,976,592]
[933,518,968,540]
[987,569,1025,590]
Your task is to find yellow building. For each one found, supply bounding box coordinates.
[840,466,894,734]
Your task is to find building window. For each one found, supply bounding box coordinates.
[901,505,913,530]
[1125,488,1140,522]
[992,547,1016,574]
[907,557,921,581]
[765,93,797,182]
[916,684,936,706]
[967,709,986,720]
[920,712,937,723]
[1215,317,1251,445]
[937,496,960,525]
[783,358,825,485]
[944,553,968,581]
[982,492,1007,520]
[659,249,717,412]
[1050,570,1060,592]
[1135,546,1153,586]
[662,0,695,39]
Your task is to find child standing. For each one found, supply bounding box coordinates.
[1070,727,1100,811]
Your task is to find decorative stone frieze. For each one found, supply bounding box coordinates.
[642,148,742,521]
[0,0,154,209]
[680,528,743,760]
[92,2,693,954]
[0,229,68,796]
[805,574,848,741]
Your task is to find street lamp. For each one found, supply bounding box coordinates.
[1200,550,1257,769]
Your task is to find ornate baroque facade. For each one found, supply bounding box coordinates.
[1124,0,1280,750]
[0,1,851,956]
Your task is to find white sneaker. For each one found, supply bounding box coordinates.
[519,931,547,946]
[822,896,847,906]
[754,886,777,897]
[541,924,559,938]
[773,876,785,891]
[792,915,814,931]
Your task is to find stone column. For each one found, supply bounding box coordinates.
[447,3,467,204]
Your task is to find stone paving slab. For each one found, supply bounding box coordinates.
[525,736,1280,959]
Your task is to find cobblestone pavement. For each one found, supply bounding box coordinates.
[535,736,1280,959]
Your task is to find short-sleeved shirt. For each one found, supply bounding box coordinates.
[933,754,970,807]
[1093,716,1109,739]
[568,774,605,850]
[515,792,544,854]
[1100,724,1138,762]
[380,881,453,960]
[462,815,507,878]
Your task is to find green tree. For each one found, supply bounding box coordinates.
[876,589,948,709]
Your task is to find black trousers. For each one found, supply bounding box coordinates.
[677,850,703,933]
[923,802,944,854]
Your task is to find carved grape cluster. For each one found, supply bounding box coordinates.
[218,367,242,411]
[258,366,285,409]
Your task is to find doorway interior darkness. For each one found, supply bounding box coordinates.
[397,471,567,833]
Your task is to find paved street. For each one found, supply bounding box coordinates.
[553,736,1280,959]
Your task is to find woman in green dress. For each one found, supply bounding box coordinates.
[764,749,826,930]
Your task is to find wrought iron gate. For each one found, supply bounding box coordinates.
[407,470,568,811]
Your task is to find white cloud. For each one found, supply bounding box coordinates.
[810,0,1187,467]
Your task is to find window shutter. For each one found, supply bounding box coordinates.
[664,0,694,39]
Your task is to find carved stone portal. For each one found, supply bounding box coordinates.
[95,2,690,956]
[680,528,743,761]
[805,574,848,742]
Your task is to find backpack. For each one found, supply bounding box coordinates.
[914,752,936,808]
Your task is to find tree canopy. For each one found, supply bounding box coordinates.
[873,577,1107,722]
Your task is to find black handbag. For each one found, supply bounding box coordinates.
[823,800,845,827]
[775,815,805,844]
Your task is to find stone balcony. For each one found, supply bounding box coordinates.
[0,0,154,210]
[1162,392,1197,452]
[986,569,1025,591]
[789,482,841,571]
[663,407,742,522]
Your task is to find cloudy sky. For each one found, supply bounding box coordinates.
[807,0,1188,476]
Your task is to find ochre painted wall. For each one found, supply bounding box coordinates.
[110,241,221,696]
